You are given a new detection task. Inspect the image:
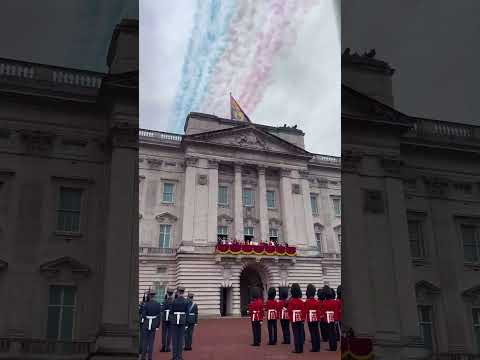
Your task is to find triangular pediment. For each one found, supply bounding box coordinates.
[342,85,413,128]
[184,125,311,158]
[39,256,91,276]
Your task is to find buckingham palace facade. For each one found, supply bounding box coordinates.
[139,114,341,316]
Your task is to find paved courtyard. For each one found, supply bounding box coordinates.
[153,317,340,360]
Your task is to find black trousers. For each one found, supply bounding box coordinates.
[320,320,328,341]
[308,321,320,351]
[251,321,261,345]
[184,323,195,349]
[291,322,304,353]
[171,323,186,360]
[280,319,290,344]
[140,328,156,360]
[267,319,277,345]
[326,322,337,351]
[161,320,171,351]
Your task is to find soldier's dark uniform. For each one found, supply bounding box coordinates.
[318,287,328,342]
[140,291,161,360]
[170,286,190,360]
[138,293,149,354]
[160,288,174,352]
[184,292,198,351]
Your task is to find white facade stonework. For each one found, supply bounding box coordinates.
[139,115,341,316]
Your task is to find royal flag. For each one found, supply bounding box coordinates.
[230,94,251,123]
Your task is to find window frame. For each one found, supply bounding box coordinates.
[56,187,83,234]
[218,185,229,206]
[243,188,254,208]
[408,219,426,259]
[159,223,172,248]
[46,285,77,341]
[332,196,341,217]
[417,304,435,352]
[310,193,319,215]
[244,226,254,236]
[162,182,175,204]
[472,307,480,353]
[266,190,276,209]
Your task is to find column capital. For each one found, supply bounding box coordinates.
[185,156,199,167]
[257,166,266,176]
[207,159,219,169]
[280,168,292,177]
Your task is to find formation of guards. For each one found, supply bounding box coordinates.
[139,286,198,360]
[247,283,342,354]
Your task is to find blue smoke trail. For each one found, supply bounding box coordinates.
[170,0,237,133]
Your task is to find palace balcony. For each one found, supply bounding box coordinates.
[215,243,297,257]
[139,246,176,255]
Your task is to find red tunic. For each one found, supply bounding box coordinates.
[304,298,320,322]
[318,300,325,321]
[287,298,305,323]
[277,299,289,320]
[322,299,339,322]
[248,299,264,322]
[335,298,342,321]
[264,299,278,320]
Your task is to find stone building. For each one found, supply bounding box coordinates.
[342,51,480,358]
[139,114,341,316]
[0,19,138,359]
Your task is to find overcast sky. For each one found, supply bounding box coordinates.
[140,0,341,156]
[342,0,480,125]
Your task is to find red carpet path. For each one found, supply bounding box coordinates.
[152,317,340,359]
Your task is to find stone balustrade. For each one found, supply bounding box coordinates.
[139,129,183,143]
[139,246,176,255]
[311,154,341,166]
[409,118,478,140]
[0,57,103,89]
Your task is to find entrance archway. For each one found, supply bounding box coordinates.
[239,265,269,316]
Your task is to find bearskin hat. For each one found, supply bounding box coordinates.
[306,284,316,298]
[250,286,261,300]
[317,287,326,300]
[279,286,289,300]
[290,283,302,299]
[336,284,342,300]
[323,285,333,300]
[267,287,276,300]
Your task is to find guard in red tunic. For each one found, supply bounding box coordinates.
[335,285,343,340]
[277,287,290,344]
[247,286,263,346]
[317,287,328,342]
[264,287,278,345]
[322,286,338,351]
[287,283,305,354]
[305,284,321,352]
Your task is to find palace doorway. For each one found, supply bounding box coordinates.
[239,265,267,316]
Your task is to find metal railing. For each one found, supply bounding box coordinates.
[139,247,176,255]
[139,129,183,142]
[0,58,103,89]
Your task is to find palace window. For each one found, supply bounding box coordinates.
[473,307,480,353]
[162,183,174,203]
[244,226,254,242]
[217,226,228,242]
[56,187,82,233]
[418,305,434,351]
[462,224,479,263]
[314,223,324,251]
[159,224,172,248]
[218,186,228,206]
[332,197,341,217]
[408,220,426,258]
[46,286,76,340]
[153,282,165,303]
[310,193,319,215]
[269,228,279,244]
[243,188,254,207]
[266,190,276,209]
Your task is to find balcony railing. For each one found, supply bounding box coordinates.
[139,129,183,143]
[0,58,103,89]
[408,118,478,140]
[140,247,176,255]
[215,243,297,256]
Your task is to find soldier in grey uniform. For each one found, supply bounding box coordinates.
[170,286,190,360]
[184,292,198,351]
[140,290,161,360]
[160,287,174,352]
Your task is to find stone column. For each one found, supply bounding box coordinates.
[257,166,268,242]
[207,159,219,243]
[181,157,198,244]
[233,164,244,241]
[279,169,295,244]
[94,124,138,358]
[300,170,316,247]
